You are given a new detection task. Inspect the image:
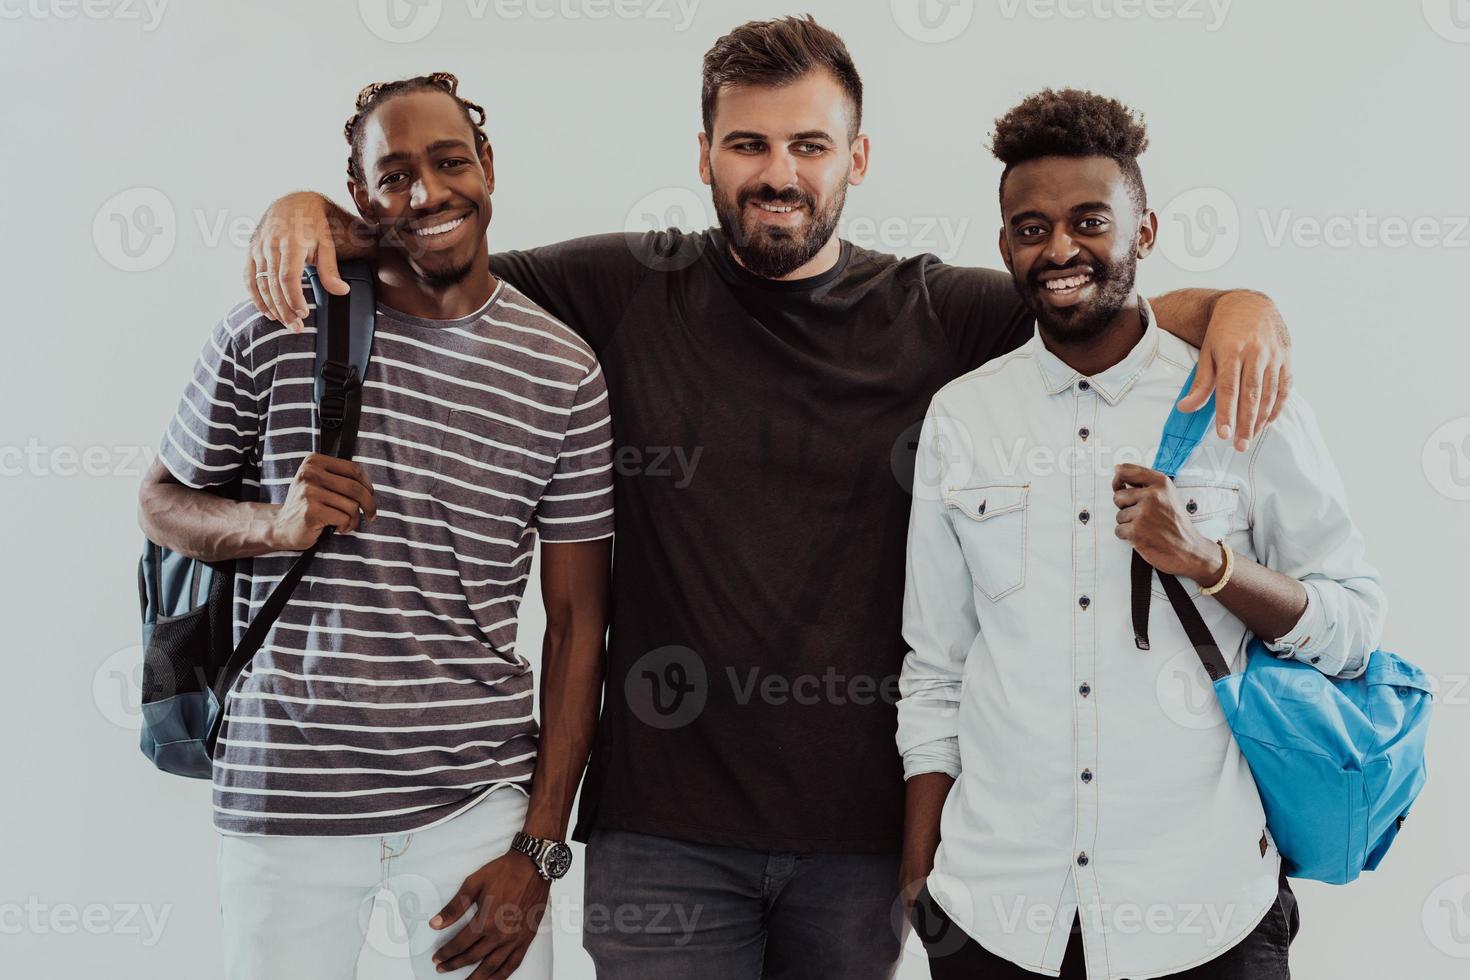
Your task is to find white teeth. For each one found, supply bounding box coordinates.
[1044,274,1091,291]
[414,216,466,237]
[756,203,796,213]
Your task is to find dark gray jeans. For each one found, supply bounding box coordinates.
[912,873,1299,980]
[582,828,903,979]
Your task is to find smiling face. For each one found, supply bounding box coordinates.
[699,69,868,280]
[348,89,494,288]
[998,154,1156,342]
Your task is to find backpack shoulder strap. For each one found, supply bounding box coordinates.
[205,266,374,754]
[1131,363,1219,653]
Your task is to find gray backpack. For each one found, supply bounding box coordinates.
[137,262,375,777]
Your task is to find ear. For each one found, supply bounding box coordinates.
[1136,208,1158,259]
[480,138,495,195]
[847,133,871,186]
[347,178,372,223]
[697,131,712,187]
[997,225,1015,275]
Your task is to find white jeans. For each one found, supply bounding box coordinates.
[218,786,553,980]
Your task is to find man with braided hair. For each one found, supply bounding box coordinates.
[234,17,1297,979]
[138,72,615,979]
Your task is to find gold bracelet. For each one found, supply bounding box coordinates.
[1200,540,1234,596]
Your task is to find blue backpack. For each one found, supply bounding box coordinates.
[1132,368,1432,884]
[137,263,376,777]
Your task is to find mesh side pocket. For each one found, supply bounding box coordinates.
[141,606,216,705]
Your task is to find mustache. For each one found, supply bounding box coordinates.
[1027,257,1106,289]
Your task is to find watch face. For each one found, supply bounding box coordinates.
[543,842,573,879]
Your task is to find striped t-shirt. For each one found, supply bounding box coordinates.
[158,279,614,837]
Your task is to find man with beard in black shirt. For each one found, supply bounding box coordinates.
[241,17,1291,980]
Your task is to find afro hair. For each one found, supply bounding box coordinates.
[991,88,1150,212]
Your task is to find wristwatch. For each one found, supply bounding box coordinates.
[510,831,574,881]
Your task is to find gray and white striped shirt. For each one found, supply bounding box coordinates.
[159,279,614,836]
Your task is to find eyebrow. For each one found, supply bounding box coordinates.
[1008,201,1116,228]
[372,138,475,171]
[719,129,837,146]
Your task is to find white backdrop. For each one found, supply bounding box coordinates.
[3,1,1469,977]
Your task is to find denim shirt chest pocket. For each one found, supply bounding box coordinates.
[943,482,1030,601]
[1154,479,1244,600]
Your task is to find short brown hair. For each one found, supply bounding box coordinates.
[700,15,863,140]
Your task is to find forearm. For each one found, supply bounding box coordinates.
[138,466,281,563]
[1182,545,1307,644]
[1150,288,1283,349]
[521,619,604,840]
[901,772,955,886]
[319,195,376,260]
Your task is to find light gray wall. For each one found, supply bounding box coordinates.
[2,1,1468,977]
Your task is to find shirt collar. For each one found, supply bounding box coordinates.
[1028,296,1160,405]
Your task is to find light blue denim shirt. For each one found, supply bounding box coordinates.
[896,300,1385,979]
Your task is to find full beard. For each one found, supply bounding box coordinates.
[711,175,846,280]
[1020,250,1138,343]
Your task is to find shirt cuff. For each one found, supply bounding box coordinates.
[1263,582,1362,677]
[902,737,961,781]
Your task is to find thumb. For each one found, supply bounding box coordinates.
[1175,351,1215,413]
[430,888,473,930]
[317,237,350,296]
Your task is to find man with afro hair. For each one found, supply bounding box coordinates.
[898,88,1384,980]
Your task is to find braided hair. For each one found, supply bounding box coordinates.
[344,72,489,182]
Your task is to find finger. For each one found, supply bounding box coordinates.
[281,238,312,322]
[487,943,531,980]
[1176,348,1216,414]
[1113,464,1163,491]
[1115,504,1140,524]
[433,904,494,964]
[430,890,472,931]
[307,492,365,533]
[317,236,350,295]
[1234,353,1265,451]
[436,936,495,974]
[275,239,304,332]
[1255,362,1281,440]
[473,941,519,980]
[1113,488,1145,510]
[243,248,271,317]
[260,248,296,333]
[311,459,378,518]
[1211,352,1240,444]
[1265,364,1291,425]
[310,471,377,522]
[1115,523,1134,541]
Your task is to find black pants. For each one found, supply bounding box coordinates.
[912,875,1299,980]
